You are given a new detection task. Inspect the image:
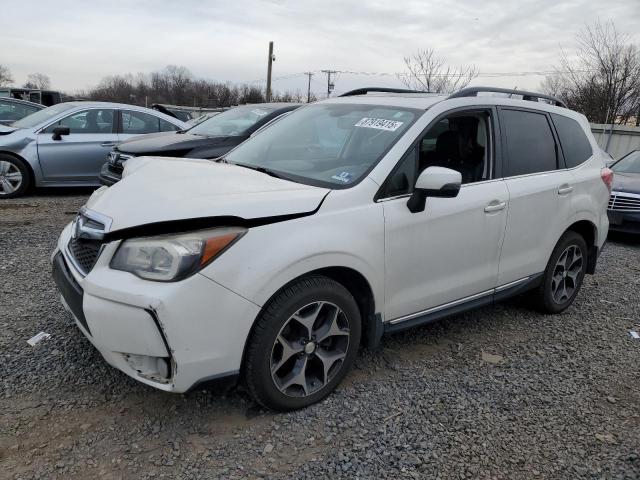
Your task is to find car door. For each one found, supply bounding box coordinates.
[382,108,509,322]
[117,109,180,143]
[496,108,577,286]
[37,108,117,182]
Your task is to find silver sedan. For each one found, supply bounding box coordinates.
[0,102,187,198]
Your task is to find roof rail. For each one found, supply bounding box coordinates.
[448,86,567,108]
[339,87,430,97]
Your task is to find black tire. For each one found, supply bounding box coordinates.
[533,231,588,314]
[242,275,361,411]
[0,154,30,199]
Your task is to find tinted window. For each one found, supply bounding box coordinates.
[418,112,491,184]
[381,110,492,197]
[0,100,41,123]
[502,109,557,176]
[12,103,76,129]
[44,109,115,134]
[189,105,281,137]
[159,117,180,132]
[612,150,640,173]
[121,110,164,134]
[551,114,593,168]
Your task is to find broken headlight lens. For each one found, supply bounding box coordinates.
[110,227,246,282]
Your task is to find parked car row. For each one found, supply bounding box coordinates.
[0,102,187,197]
[99,103,299,186]
[49,86,612,410]
[0,101,300,197]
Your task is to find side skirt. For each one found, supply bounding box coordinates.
[381,273,543,337]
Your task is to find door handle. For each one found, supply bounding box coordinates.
[101,142,116,147]
[558,184,574,195]
[484,200,507,213]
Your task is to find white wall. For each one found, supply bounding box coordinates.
[591,124,640,159]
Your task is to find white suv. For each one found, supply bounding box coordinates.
[52,87,612,410]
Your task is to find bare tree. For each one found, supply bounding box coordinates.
[24,72,51,89]
[84,65,299,107]
[0,65,13,86]
[398,49,478,93]
[541,21,640,124]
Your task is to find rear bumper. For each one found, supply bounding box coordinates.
[52,223,261,393]
[607,210,640,234]
[98,163,121,186]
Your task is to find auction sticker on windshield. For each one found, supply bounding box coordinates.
[252,109,268,116]
[354,117,404,131]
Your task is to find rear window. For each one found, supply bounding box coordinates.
[551,114,593,168]
[502,109,557,176]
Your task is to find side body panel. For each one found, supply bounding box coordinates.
[382,180,509,320]
[36,131,118,182]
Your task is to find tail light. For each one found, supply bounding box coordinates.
[601,167,614,193]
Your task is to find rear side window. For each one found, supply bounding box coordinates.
[159,117,180,132]
[551,114,593,168]
[501,109,557,176]
[121,110,165,134]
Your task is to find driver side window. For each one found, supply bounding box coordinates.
[381,109,493,198]
[44,109,115,134]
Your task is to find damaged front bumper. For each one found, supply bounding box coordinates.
[52,222,261,393]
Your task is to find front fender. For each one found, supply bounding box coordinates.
[199,198,385,313]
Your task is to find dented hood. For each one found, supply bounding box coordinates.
[86,157,330,233]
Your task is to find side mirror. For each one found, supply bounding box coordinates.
[407,166,462,213]
[52,127,70,141]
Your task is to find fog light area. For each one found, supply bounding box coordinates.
[123,354,172,383]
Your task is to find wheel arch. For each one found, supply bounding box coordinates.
[0,150,36,190]
[239,265,378,376]
[565,219,598,274]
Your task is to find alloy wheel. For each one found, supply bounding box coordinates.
[270,301,350,398]
[0,161,23,196]
[551,245,583,304]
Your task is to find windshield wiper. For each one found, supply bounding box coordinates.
[232,162,286,179]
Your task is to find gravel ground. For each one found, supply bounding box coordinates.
[1,190,639,480]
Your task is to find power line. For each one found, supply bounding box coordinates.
[247,68,592,85]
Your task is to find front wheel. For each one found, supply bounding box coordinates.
[242,276,361,411]
[0,155,30,199]
[533,231,588,314]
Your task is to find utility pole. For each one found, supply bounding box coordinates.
[266,41,274,102]
[321,70,337,98]
[304,72,314,103]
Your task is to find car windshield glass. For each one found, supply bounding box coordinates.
[612,151,640,174]
[224,103,419,188]
[11,103,77,129]
[188,105,279,137]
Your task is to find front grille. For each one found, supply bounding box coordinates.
[68,237,103,275]
[608,192,640,212]
[107,152,133,174]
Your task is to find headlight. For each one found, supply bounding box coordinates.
[110,227,245,282]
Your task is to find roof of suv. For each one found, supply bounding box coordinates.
[324,86,570,113]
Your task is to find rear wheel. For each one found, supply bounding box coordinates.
[534,231,587,313]
[243,276,361,411]
[0,155,30,199]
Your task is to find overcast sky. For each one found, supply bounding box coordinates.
[3,0,640,97]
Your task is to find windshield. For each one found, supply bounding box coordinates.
[612,151,640,174]
[188,105,279,137]
[225,103,419,188]
[11,103,77,129]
